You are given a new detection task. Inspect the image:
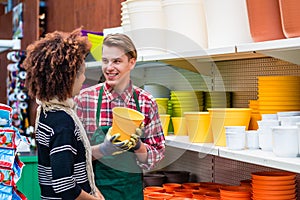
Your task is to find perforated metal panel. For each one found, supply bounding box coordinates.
[159,146,214,183]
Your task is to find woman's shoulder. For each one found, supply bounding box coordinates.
[40,110,75,129]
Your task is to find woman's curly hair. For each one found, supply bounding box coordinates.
[23,28,91,102]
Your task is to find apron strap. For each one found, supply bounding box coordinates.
[96,85,141,128]
[133,90,141,112]
[96,86,104,128]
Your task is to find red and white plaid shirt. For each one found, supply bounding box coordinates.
[74,82,165,170]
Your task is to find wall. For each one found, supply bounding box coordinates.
[46,0,124,32]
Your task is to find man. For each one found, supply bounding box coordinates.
[74,33,165,200]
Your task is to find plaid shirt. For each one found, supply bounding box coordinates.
[74,82,165,170]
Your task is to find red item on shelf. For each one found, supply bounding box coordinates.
[246,0,285,42]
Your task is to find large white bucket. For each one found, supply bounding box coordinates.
[162,0,208,53]
[203,0,252,49]
[121,1,131,33]
[126,0,166,56]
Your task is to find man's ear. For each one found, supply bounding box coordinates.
[129,58,136,70]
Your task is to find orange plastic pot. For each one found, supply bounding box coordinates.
[246,0,285,41]
[163,183,182,193]
[279,0,300,38]
[219,185,251,198]
[147,192,174,200]
[182,182,201,189]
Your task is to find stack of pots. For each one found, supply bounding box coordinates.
[126,0,165,56]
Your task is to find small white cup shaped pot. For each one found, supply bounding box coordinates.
[246,130,259,149]
[272,126,299,157]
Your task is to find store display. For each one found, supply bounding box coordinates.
[6,50,30,134]
[0,104,29,199]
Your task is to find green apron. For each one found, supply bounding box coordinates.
[91,86,144,200]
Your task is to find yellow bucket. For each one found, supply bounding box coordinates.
[184,112,213,143]
[208,108,252,146]
[160,114,170,135]
[87,33,104,61]
[111,107,145,141]
[155,98,169,114]
[171,117,187,136]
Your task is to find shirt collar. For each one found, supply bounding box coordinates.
[103,81,134,104]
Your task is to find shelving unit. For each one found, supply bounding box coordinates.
[0,39,21,53]
[138,37,300,72]
[130,37,300,190]
[166,136,300,174]
[85,38,300,181]
[86,37,300,74]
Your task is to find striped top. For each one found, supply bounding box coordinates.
[36,110,91,199]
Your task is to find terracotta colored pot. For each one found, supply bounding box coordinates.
[252,183,296,191]
[173,188,195,198]
[251,171,296,181]
[252,193,296,200]
[204,191,220,200]
[147,192,174,200]
[220,185,251,198]
[163,183,182,193]
[182,182,201,189]
[252,188,296,195]
[251,178,296,186]
[221,197,251,200]
[279,0,300,38]
[192,190,207,199]
[199,182,226,190]
[246,0,285,41]
[144,186,166,194]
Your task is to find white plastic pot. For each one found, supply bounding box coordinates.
[272,126,299,157]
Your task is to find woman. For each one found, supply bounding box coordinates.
[23,28,104,200]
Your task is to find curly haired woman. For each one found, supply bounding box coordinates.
[23,28,104,200]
